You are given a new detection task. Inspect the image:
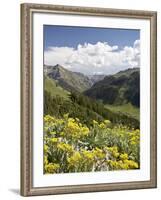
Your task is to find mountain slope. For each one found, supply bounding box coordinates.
[44,89,140,129]
[44,76,69,99]
[44,64,92,92]
[84,68,140,107]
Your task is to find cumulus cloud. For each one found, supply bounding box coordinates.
[44,40,140,75]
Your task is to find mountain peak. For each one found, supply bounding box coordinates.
[54,64,64,69]
[45,64,92,92]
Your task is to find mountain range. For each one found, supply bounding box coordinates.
[44,64,140,107]
[84,68,140,107]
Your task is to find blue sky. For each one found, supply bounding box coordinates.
[44,25,140,75]
[44,25,139,50]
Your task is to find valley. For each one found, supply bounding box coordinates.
[44,64,140,129]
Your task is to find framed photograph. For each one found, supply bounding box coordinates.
[20,3,157,196]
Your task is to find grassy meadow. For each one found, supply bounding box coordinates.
[105,103,140,120]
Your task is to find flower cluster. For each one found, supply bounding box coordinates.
[44,114,140,174]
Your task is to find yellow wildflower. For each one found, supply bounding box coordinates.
[50,138,58,143]
[93,147,105,159]
[45,163,60,173]
[82,150,94,161]
[44,144,48,153]
[67,152,82,166]
[57,142,73,153]
[120,153,128,160]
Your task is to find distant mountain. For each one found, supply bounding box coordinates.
[88,74,106,85]
[84,68,140,107]
[113,67,140,78]
[44,64,92,92]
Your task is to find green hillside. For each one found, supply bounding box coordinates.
[44,76,69,100]
[44,66,140,129]
[44,90,140,129]
[114,67,140,78]
[105,103,140,120]
[84,68,140,107]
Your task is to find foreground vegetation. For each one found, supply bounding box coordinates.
[44,115,140,174]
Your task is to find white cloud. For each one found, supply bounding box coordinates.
[44,40,140,75]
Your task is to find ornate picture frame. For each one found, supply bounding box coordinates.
[21,3,157,196]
